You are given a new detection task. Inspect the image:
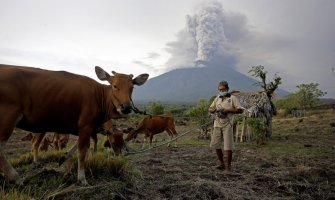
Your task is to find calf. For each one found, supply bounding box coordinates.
[125,114,178,148]
[103,126,128,157]
[33,133,69,163]
[58,125,128,166]
[21,132,53,152]
[52,133,70,151]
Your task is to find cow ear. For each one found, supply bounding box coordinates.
[95,66,111,81]
[133,74,149,86]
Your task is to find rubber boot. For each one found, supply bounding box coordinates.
[224,150,233,173]
[215,149,225,170]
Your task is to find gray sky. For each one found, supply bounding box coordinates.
[1,0,334,97]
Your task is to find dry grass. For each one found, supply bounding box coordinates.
[1,110,334,199]
[1,150,138,199]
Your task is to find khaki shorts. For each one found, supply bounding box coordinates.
[210,125,234,150]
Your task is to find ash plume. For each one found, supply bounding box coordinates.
[165,1,248,69]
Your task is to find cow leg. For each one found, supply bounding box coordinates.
[59,134,70,150]
[77,127,92,185]
[32,133,46,163]
[0,108,22,184]
[53,133,60,151]
[166,128,178,147]
[149,134,154,148]
[142,136,147,149]
[91,134,97,152]
[166,129,173,147]
[171,128,178,148]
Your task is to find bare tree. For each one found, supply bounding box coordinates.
[248,65,282,98]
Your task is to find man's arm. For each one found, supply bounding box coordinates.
[225,96,243,114]
[224,107,243,114]
[208,97,218,113]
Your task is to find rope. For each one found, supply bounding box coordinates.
[123,121,213,155]
[58,118,213,161]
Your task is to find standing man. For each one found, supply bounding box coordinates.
[208,81,243,172]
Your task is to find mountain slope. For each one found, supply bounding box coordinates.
[133,66,289,103]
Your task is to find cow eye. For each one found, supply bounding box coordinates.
[113,85,119,91]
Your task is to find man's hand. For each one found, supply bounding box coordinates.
[208,107,216,113]
[216,109,227,118]
[217,108,225,113]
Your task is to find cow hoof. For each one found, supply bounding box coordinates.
[77,179,89,186]
[32,162,42,168]
[13,178,24,186]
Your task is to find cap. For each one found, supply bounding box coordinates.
[218,81,229,88]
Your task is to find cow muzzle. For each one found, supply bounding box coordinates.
[120,105,132,114]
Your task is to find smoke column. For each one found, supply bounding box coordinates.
[187,1,227,64]
[165,1,247,69]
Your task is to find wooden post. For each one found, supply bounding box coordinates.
[235,121,239,142]
[240,116,247,142]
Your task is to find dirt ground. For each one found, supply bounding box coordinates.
[124,112,335,200]
[126,144,334,200]
[1,111,335,199]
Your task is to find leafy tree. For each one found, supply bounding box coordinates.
[274,82,326,112]
[274,93,299,111]
[147,101,165,115]
[295,83,326,110]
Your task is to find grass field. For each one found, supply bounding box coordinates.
[1,110,334,199]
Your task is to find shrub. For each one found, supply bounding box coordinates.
[247,118,265,144]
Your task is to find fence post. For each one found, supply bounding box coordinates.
[240,116,247,142]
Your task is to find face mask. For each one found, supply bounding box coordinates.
[218,91,228,97]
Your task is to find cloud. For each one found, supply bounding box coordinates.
[132,52,166,75]
[145,52,161,59]
[0,48,134,80]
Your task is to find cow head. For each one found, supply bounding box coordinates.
[59,135,70,149]
[95,66,149,115]
[124,127,137,142]
[103,127,127,157]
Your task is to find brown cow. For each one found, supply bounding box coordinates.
[21,132,69,150]
[21,132,98,164]
[125,114,178,149]
[21,133,53,152]
[52,133,70,151]
[21,132,54,153]
[103,126,128,157]
[0,64,148,184]
[58,125,127,166]
[35,133,70,162]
